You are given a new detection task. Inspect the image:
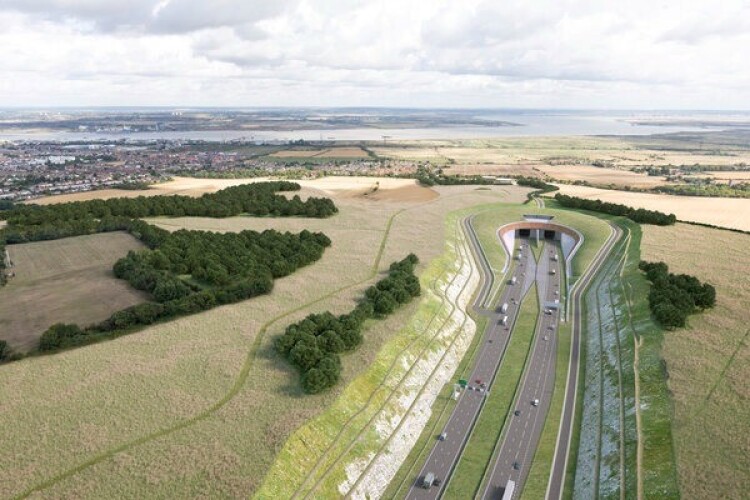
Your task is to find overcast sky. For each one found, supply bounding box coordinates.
[1,0,748,109]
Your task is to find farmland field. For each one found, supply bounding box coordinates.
[27,175,433,205]
[0,183,531,498]
[268,146,369,158]
[536,164,666,188]
[372,135,750,171]
[552,184,750,231]
[641,223,750,499]
[0,232,147,352]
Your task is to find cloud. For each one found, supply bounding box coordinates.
[0,0,748,108]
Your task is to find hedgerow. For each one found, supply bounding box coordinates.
[554,193,676,225]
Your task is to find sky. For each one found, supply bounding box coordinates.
[1,0,749,109]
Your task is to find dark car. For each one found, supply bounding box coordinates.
[513,461,521,470]
[433,478,442,487]
[514,409,521,416]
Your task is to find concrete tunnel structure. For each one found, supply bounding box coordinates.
[497,215,584,318]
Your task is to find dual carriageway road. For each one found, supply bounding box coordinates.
[406,215,621,500]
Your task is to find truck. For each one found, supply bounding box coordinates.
[422,472,435,489]
[502,479,516,500]
[500,302,509,314]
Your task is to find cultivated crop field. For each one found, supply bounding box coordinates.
[553,184,750,231]
[27,175,434,205]
[536,164,667,188]
[641,223,750,499]
[0,183,530,498]
[0,232,147,352]
[268,146,369,158]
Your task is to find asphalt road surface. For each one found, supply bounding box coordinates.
[406,218,537,500]
[480,242,562,499]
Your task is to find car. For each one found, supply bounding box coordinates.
[543,335,549,341]
[433,478,442,487]
[475,378,482,384]
[514,409,521,416]
[532,398,540,406]
[477,387,485,393]
[480,382,487,389]
[513,461,521,470]
[438,432,447,441]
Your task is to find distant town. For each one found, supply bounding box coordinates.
[0,140,424,201]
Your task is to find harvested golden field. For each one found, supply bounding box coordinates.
[444,163,540,177]
[641,223,750,499]
[537,164,666,187]
[372,136,750,183]
[554,184,750,231]
[701,171,750,183]
[269,147,369,158]
[0,184,531,498]
[0,232,147,352]
[27,176,434,205]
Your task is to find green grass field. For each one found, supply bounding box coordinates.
[0,232,146,353]
[641,223,750,499]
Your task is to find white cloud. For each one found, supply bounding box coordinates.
[0,0,748,108]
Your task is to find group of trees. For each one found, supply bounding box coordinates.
[38,226,332,352]
[0,181,342,353]
[654,183,750,199]
[414,166,496,187]
[0,181,337,226]
[275,254,421,394]
[639,261,716,329]
[554,193,677,225]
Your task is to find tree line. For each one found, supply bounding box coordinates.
[0,181,337,226]
[38,225,332,352]
[414,166,497,186]
[274,254,421,394]
[515,176,559,202]
[639,260,716,329]
[554,193,676,225]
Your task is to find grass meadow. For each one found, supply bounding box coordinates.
[0,232,147,352]
[0,185,530,498]
[641,223,750,499]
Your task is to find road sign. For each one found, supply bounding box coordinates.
[458,379,467,387]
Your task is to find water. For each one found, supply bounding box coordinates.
[0,111,738,143]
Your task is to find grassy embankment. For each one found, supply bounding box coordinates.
[538,209,679,500]
[385,203,610,498]
[256,211,478,498]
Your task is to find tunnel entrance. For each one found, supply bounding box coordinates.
[544,230,556,239]
[519,228,531,237]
